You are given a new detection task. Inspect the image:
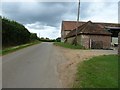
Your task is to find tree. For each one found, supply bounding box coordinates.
[2,17,31,47]
[56,37,61,42]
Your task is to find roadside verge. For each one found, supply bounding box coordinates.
[54,42,85,49]
[55,46,117,88]
[73,55,118,88]
[1,41,41,55]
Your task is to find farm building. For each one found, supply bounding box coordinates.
[65,21,112,49]
[61,21,120,49]
[61,21,85,42]
[106,27,120,46]
[61,21,119,42]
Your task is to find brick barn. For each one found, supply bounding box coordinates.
[61,21,119,41]
[65,21,112,49]
[61,20,120,49]
[61,21,85,42]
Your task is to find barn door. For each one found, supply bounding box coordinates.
[91,40,103,49]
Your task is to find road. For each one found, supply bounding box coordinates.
[2,42,65,88]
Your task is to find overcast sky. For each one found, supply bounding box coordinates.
[1,0,119,39]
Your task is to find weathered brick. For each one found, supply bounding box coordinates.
[66,34,111,49]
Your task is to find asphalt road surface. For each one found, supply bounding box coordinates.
[2,42,65,88]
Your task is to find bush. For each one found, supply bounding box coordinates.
[2,17,31,47]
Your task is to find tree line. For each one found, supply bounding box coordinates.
[2,16,39,48]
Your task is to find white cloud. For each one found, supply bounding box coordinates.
[25,2,118,39]
[1,1,118,39]
[25,22,60,39]
[2,0,37,2]
[62,2,118,23]
[81,2,118,23]
[25,22,46,30]
[0,3,2,15]
[2,0,119,2]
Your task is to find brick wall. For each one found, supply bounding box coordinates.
[80,35,90,48]
[66,34,111,49]
[90,35,111,49]
[66,37,75,44]
[80,35,111,49]
[61,30,71,42]
[118,32,120,55]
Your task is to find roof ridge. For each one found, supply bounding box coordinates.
[62,20,119,24]
[62,21,86,23]
[66,21,92,38]
[65,21,112,38]
[78,21,93,33]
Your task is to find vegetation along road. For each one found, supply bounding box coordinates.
[3,42,65,88]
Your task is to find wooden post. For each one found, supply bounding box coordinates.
[118,32,120,55]
[75,0,80,46]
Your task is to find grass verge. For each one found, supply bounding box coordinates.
[54,42,85,49]
[73,55,118,88]
[1,41,41,55]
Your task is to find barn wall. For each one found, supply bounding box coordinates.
[61,30,65,42]
[78,35,111,49]
[65,31,71,36]
[77,35,82,45]
[79,35,89,48]
[66,34,111,49]
[66,35,83,45]
[90,35,111,49]
[61,30,71,42]
[66,37,75,44]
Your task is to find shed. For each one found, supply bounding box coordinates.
[65,21,112,49]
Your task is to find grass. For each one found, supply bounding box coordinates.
[54,42,85,49]
[73,55,118,88]
[1,40,41,55]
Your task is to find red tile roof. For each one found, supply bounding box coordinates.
[62,21,119,32]
[61,21,85,31]
[66,21,112,38]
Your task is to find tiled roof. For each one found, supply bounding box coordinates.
[61,21,85,31]
[66,21,112,38]
[62,21,120,32]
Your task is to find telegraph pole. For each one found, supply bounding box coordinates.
[75,0,80,45]
[39,33,40,38]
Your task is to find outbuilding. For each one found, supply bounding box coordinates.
[65,21,112,49]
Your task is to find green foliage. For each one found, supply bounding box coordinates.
[54,42,85,49]
[56,37,61,42]
[40,37,56,42]
[73,55,118,88]
[2,17,39,48]
[30,33,38,41]
[2,17,31,47]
